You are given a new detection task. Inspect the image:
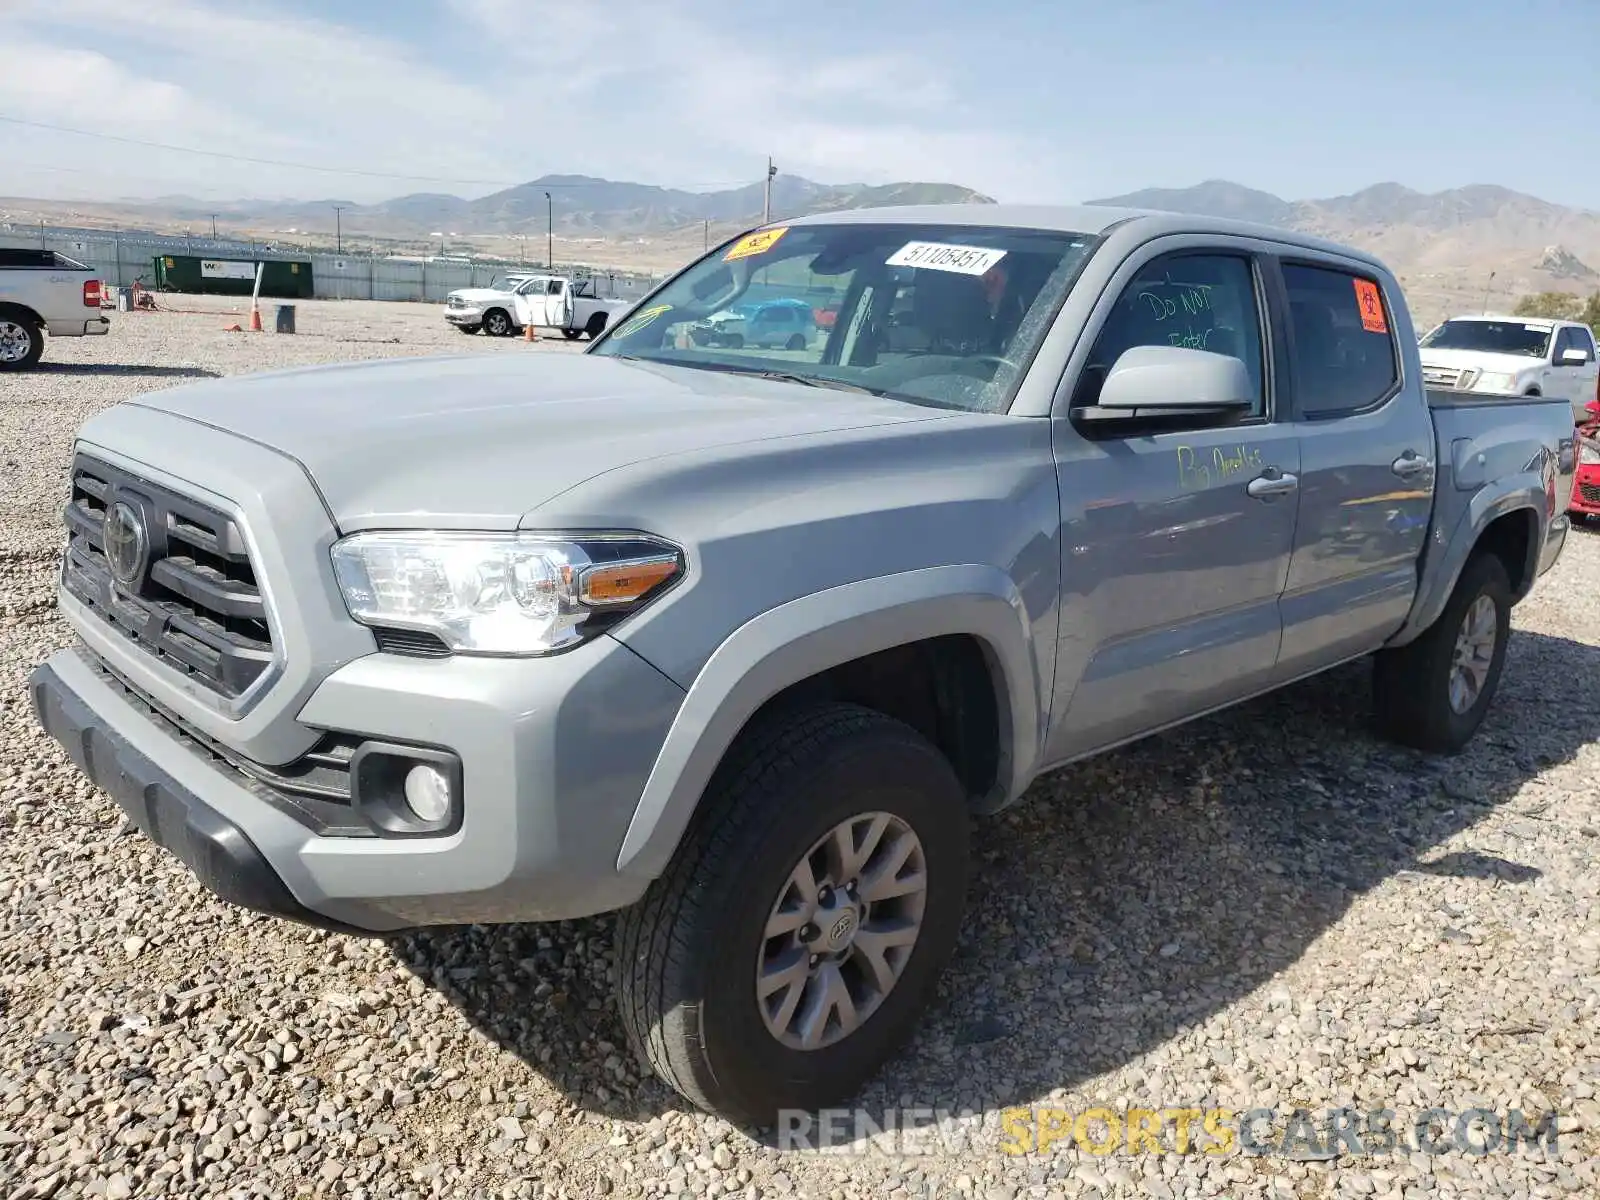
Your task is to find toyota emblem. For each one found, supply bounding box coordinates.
[103,500,149,589]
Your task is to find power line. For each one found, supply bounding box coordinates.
[0,114,755,191]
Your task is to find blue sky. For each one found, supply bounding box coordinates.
[3,0,1597,208]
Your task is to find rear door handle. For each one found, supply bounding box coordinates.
[1392,451,1433,478]
[1246,470,1298,499]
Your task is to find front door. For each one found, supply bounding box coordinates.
[1274,259,1434,677]
[1045,247,1300,762]
[512,277,548,328]
[1552,326,1600,423]
[545,279,572,329]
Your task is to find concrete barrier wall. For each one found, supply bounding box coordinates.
[0,231,665,305]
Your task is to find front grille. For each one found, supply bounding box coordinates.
[61,454,275,702]
[84,648,370,836]
[1423,366,1465,388]
[1581,482,1600,505]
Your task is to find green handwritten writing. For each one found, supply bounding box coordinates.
[1177,443,1264,490]
[1140,285,1213,322]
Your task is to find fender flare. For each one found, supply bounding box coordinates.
[614,564,1044,880]
[1387,479,1543,648]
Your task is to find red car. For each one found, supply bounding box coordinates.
[1572,401,1600,521]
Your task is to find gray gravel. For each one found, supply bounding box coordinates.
[2,296,1598,1199]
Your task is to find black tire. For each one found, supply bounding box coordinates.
[0,311,44,371]
[455,324,481,335]
[1373,552,1511,753]
[562,328,583,340]
[482,308,512,337]
[615,702,969,1126]
[586,313,608,338]
[725,333,745,350]
[785,333,807,351]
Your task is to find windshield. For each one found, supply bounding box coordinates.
[1421,319,1553,358]
[589,222,1098,412]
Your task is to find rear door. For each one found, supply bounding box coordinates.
[1044,242,1301,761]
[1273,258,1435,678]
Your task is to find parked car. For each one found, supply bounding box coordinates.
[1419,314,1600,425]
[0,248,110,370]
[692,298,816,349]
[1570,401,1600,521]
[32,205,1575,1127]
[445,273,631,339]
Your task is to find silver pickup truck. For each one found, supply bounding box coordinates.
[30,205,1574,1125]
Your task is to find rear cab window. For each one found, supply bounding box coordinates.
[1281,263,1400,417]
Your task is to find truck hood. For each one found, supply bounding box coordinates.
[123,354,944,530]
[1418,348,1544,376]
[447,288,512,304]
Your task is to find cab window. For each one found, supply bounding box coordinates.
[1073,253,1267,417]
[1282,263,1399,416]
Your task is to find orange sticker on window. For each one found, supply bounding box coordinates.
[1354,279,1387,334]
[723,227,787,261]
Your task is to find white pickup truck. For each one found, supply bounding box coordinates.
[1420,314,1599,425]
[444,273,633,340]
[0,249,110,370]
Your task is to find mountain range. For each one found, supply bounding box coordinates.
[8,173,1600,325]
[73,175,994,239]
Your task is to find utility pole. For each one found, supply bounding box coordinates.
[38,220,45,249]
[209,213,219,239]
[333,205,346,254]
[1482,270,1496,314]
[545,192,553,269]
[704,219,709,251]
[763,158,777,225]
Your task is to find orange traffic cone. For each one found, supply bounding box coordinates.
[249,304,263,332]
[524,321,537,343]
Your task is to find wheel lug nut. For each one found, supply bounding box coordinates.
[809,955,820,968]
[799,923,820,943]
[817,885,833,904]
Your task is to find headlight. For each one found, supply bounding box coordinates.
[1581,441,1600,466]
[1474,371,1519,393]
[330,531,683,656]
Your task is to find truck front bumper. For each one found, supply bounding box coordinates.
[32,637,685,933]
[444,309,485,326]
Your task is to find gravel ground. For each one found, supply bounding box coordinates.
[2,297,1598,1200]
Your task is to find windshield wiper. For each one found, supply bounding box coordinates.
[748,369,888,396]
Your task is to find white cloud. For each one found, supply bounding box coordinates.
[2,0,1064,202]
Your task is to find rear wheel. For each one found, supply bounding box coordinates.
[562,328,583,340]
[615,703,969,1126]
[0,313,43,371]
[1373,552,1511,753]
[482,308,512,337]
[785,333,807,351]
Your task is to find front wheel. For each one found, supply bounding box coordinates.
[1373,552,1511,752]
[482,309,512,337]
[0,315,43,371]
[615,703,969,1126]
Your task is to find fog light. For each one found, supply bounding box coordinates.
[403,764,452,824]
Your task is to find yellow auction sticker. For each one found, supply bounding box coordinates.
[724,227,788,261]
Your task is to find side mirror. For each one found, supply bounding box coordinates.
[1074,345,1255,422]
[1559,348,1590,366]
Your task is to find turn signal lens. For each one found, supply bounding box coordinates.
[579,557,681,606]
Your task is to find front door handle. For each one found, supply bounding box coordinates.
[1246,470,1299,499]
[1392,451,1433,478]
